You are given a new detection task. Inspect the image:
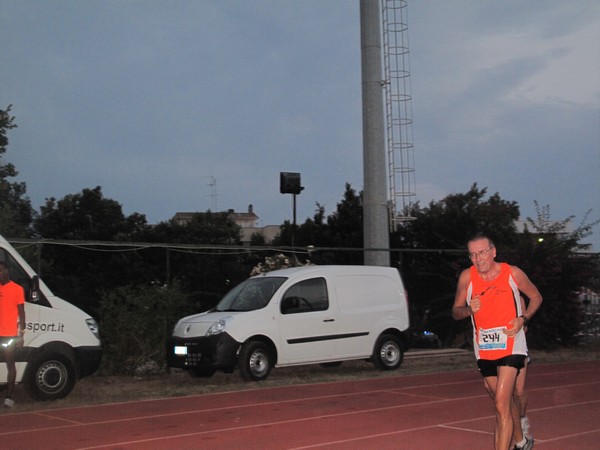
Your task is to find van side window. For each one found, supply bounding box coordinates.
[0,249,51,307]
[281,278,328,314]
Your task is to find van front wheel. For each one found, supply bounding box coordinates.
[238,341,272,381]
[372,334,403,371]
[24,351,77,401]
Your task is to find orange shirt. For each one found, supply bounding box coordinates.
[468,263,527,360]
[0,281,25,337]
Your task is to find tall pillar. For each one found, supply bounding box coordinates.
[360,0,390,266]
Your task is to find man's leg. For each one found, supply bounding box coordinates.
[491,366,519,450]
[514,361,529,436]
[511,390,524,444]
[5,345,16,400]
[484,374,523,448]
[485,378,525,446]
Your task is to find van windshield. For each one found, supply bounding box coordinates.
[215,277,286,312]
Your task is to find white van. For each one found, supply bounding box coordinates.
[167,265,410,381]
[0,235,102,400]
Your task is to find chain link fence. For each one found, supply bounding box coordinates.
[578,289,600,340]
[8,238,600,347]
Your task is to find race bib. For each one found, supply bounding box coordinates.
[478,326,507,350]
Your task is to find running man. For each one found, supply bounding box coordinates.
[453,235,542,450]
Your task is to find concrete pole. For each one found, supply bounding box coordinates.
[360,0,390,266]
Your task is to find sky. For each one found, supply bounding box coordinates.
[1,1,599,250]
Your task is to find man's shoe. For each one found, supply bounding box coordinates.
[3,398,15,408]
[514,437,534,450]
[521,416,530,437]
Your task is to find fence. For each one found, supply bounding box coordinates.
[7,238,600,345]
[579,289,600,340]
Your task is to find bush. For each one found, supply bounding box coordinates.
[98,282,194,375]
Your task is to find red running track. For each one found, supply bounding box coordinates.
[0,360,598,449]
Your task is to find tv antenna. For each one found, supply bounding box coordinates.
[203,176,218,211]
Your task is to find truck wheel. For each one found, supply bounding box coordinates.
[238,341,272,381]
[24,351,77,401]
[372,334,403,371]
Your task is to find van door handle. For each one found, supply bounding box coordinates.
[323,319,335,322]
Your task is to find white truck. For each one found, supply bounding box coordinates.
[167,265,410,381]
[0,235,102,400]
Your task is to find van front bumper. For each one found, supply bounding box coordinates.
[166,333,240,372]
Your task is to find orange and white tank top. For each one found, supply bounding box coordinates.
[467,263,527,360]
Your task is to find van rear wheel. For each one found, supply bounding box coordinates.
[238,341,272,381]
[372,334,403,370]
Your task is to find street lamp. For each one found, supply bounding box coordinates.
[280,172,304,248]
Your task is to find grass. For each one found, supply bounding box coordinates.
[4,341,600,414]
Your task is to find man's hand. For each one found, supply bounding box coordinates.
[503,317,525,336]
[16,329,25,348]
[470,295,481,314]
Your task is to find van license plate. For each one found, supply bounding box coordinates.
[174,346,188,356]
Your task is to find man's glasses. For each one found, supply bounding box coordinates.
[468,247,494,260]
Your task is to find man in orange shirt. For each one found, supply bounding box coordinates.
[0,261,26,408]
[453,235,542,450]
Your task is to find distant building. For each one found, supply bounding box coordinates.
[172,205,280,245]
[228,204,259,228]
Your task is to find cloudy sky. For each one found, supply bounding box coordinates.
[1,1,599,250]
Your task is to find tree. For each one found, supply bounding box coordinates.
[0,105,34,237]
[327,183,363,244]
[35,186,145,240]
[508,202,600,347]
[399,183,520,249]
[141,212,249,311]
[274,183,364,265]
[33,186,149,313]
[395,184,521,346]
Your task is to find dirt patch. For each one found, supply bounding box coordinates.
[4,342,600,414]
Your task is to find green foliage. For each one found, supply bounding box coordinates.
[0,105,34,237]
[98,282,193,374]
[400,183,520,249]
[508,203,600,348]
[32,186,150,314]
[275,183,364,264]
[394,184,522,345]
[1,105,597,364]
[140,212,249,311]
[397,192,599,349]
[35,186,146,240]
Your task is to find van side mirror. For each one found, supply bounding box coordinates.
[30,275,40,303]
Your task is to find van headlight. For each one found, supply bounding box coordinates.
[86,318,100,339]
[206,316,232,336]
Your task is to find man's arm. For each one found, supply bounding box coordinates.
[452,269,475,320]
[511,265,543,321]
[17,303,26,334]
